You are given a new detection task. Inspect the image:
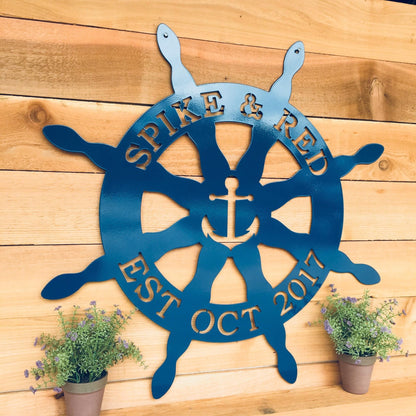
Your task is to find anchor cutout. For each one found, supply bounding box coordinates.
[202,177,259,246]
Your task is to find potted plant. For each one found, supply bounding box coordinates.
[312,285,406,394]
[25,301,146,416]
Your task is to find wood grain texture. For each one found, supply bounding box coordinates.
[1,242,416,320]
[1,0,416,412]
[2,302,413,392]
[1,171,415,245]
[1,0,416,64]
[1,96,416,181]
[2,363,415,415]
[1,242,414,392]
[100,378,416,416]
[1,18,416,122]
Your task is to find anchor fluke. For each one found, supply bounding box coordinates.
[202,215,259,245]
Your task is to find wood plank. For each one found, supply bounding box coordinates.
[2,96,416,182]
[0,171,102,245]
[1,361,415,414]
[1,0,416,64]
[1,242,416,320]
[99,379,416,416]
[2,241,414,391]
[1,19,416,123]
[2,291,413,386]
[2,301,412,392]
[1,171,415,245]
[0,96,140,173]
[94,371,416,414]
[1,2,416,413]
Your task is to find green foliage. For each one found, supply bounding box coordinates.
[26,302,146,392]
[312,285,405,361]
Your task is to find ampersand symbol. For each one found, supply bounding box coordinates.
[240,93,263,120]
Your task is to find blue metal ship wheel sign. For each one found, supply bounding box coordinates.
[42,24,383,398]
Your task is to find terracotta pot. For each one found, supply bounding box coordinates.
[62,372,108,416]
[337,354,376,394]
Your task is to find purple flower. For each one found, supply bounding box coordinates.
[41,344,46,351]
[86,313,94,320]
[346,320,352,327]
[103,317,111,322]
[398,338,403,346]
[402,309,407,316]
[24,369,29,378]
[55,356,60,362]
[123,340,129,349]
[36,360,44,370]
[34,337,39,346]
[345,341,352,349]
[29,386,37,394]
[116,308,125,319]
[54,305,62,311]
[380,326,390,333]
[35,374,40,381]
[70,332,78,342]
[90,300,96,306]
[320,307,327,314]
[79,320,86,327]
[324,320,333,335]
[53,387,63,393]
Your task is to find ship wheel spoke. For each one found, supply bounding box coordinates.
[131,162,204,210]
[141,215,203,263]
[236,125,277,191]
[258,169,312,211]
[232,241,273,297]
[259,217,312,261]
[141,216,204,262]
[187,120,230,189]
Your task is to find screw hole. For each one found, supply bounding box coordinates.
[294,49,300,54]
[163,32,169,38]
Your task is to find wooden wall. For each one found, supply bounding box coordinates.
[1,0,415,414]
